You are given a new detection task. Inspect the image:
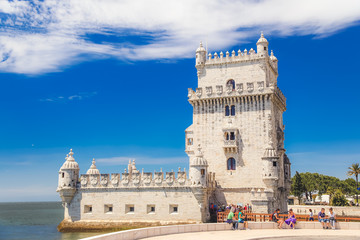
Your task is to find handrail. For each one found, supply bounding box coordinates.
[217,210,360,223]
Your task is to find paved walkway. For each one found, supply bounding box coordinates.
[143,229,360,240]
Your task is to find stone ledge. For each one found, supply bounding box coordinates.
[80,222,360,240]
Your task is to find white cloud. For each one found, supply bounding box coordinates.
[39,91,97,102]
[0,0,360,74]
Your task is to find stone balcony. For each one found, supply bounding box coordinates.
[223,140,238,153]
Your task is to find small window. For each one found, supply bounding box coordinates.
[62,172,64,178]
[230,132,235,140]
[225,106,230,116]
[230,105,235,116]
[187,138,193,145]
[147,204,155,214]
[125,204,135,214]
[225,132,229,140]
[227,158,236,170]
[273,161,277,167]
[170,204,178,214]
[84,205,92,213]
[104,204,113,213]
[264,47,267,51]
[201,169,205,176]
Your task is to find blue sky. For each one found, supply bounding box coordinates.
[0,1,360,202]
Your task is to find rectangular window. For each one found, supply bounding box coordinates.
[147,204,155,214]
[104,204,113,213]
[201,169,205,176]
[225,106,230,116]
[84,205,92,213]
[125,204,135,214]
[187,138,193,145]
[230,132,235,140]
[230,105,235,116]
[273,161,277,167]
[169,204,178,214]
[62,172,64,178]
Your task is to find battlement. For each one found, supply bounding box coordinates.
[200,48,277,71]
[79,169,216,189]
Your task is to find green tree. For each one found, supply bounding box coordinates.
[330,189,348,206]
[347,163,360,203]
[291,171,305,203]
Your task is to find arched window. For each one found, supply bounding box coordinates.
[227,158,236,170]
[225,105,230,116]
[225,132,229,140]
[226,79,235,90]
[230,105,235,116]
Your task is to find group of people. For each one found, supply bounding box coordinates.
[226,204,250,230]
[272,208,297,229]
[313,208,336,230]
[272,207,337,230]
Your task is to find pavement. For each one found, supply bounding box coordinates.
[143,229,360,240]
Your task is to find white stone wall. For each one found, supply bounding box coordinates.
[68,188,205,222]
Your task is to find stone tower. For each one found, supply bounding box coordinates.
[57,149,79,220]
[186,33,291,213]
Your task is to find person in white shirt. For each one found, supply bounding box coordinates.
[328,207,336,230]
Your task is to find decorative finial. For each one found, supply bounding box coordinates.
[160,168,163,172]
[261,31,264,37]
[271,50,274,56]
[69,149,73,156]
[92,158,95,165]
[178,167,181,172]
[199,41,203,47]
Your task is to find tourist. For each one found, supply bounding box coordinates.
[309,209,314,221]
[273,208,284,229]
[226,208,238,230]
[238,206,249,230]
[283,209,296,229]
[328,207,336,230]
[318,208,329,229]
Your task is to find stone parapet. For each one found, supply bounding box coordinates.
[80,171,190,189]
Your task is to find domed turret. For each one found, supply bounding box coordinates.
[195,41,206,67]
[262,143,279,187]
[256,32,269,57]
[270,50,278,69]
[86,158,100,175]
[57,149,79,205]
[189,144,208,186]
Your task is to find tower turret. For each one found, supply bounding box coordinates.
[57,149,79,216]
[189,145,208,186]
[256,32,269,57]
[270,50,278,69]
[195,42,206,77]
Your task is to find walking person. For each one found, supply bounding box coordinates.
[309,209,314,221]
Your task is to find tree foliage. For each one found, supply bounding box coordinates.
[330,189,348,206]
[347,163,360,203]
[291,171,305,202]
[290,171,358,205]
